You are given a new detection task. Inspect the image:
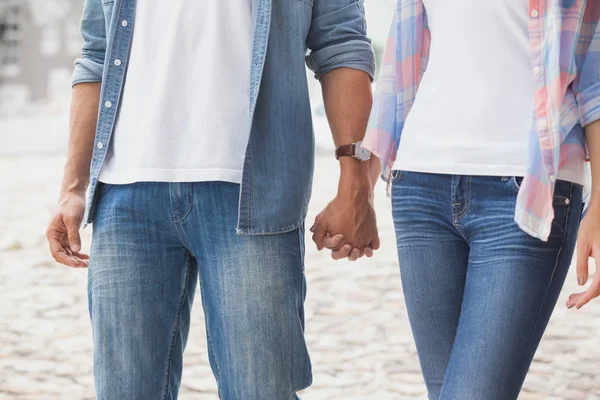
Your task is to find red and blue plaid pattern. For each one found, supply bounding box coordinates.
[364,0,600,241]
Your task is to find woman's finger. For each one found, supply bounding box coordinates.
[576,240,590,286]
[348,248,361,262]
[567,293,583,309]
[574,275,600,309]
[332,245,352,260]
[322,234,345,250]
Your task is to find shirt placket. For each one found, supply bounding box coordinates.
[86,0,136,224]
[528,0,557,185]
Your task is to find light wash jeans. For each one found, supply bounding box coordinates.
[89,181,312,400]
[391,171,582,400]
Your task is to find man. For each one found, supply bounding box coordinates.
[46,0,378,398]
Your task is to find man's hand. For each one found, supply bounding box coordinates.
[311,159,380,260]
[310,225,376,261]
[46,192,89,268]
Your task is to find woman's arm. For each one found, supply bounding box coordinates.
[569,119,600,309]
[567,5,600,309]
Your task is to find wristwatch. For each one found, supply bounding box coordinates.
[335,140,372,162]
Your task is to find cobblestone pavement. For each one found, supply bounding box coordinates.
[1,155,599,400]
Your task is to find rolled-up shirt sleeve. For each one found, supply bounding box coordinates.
[575,9,600,127]
[305,0,375,81]
[71,0,107,86]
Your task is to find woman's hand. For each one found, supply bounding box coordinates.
[568,210,600,309]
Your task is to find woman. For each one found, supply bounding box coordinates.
[324,1,600,399]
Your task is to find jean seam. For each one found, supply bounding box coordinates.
[456,176,471,219]
[198,274,223,398]
[249,156,253,231]
[519,182,572,370]
[180,183,195,223]
[298,225,305,273]
[170,184,194,224]
[295,226,312,389]
[162,252,192,400]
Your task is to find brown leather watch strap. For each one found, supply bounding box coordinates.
[335,144,356,160]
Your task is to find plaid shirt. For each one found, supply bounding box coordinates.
[363,0,600,241]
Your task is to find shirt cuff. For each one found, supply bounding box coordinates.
[71,58,104,87]
[306,40,375,81]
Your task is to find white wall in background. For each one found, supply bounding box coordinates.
[365,0,395,45]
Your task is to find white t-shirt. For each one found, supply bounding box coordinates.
[394,0,584,184]
[99,0,253,184]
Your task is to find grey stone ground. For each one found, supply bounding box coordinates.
[1,155,599,400]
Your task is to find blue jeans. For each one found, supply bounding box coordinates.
[89,182,312,400]
[391,172,582,400]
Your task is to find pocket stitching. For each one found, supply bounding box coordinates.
[553,192,572,206]
[510,176,522,193]
[553,183,581,206]
[391,170,403,184]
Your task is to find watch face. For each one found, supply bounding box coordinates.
[355,142,371,162]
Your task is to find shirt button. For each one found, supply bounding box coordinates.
[531,10,539,18]
[105,101,112,108]
[114,59,121,66]
[565,198,570,205]
[121,20,128,27]
[533,66,542,75]
[538,120,548,129]
[549,175,556,183]
[97,142,104,149]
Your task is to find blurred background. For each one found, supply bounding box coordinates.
[0,1,599,399]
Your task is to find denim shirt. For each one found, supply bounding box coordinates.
[73,0,375,234]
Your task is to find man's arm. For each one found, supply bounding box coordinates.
[321,68,372,149]
[46,83,100,268]
[61,83,101,197]
[305,0,379,259]
[46,0,106,268]
[311,68,379,258]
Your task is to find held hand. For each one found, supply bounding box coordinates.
[567,210,600,309]
[46,192,89,268]
[311,213,375,261]
[311,175,380,260]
